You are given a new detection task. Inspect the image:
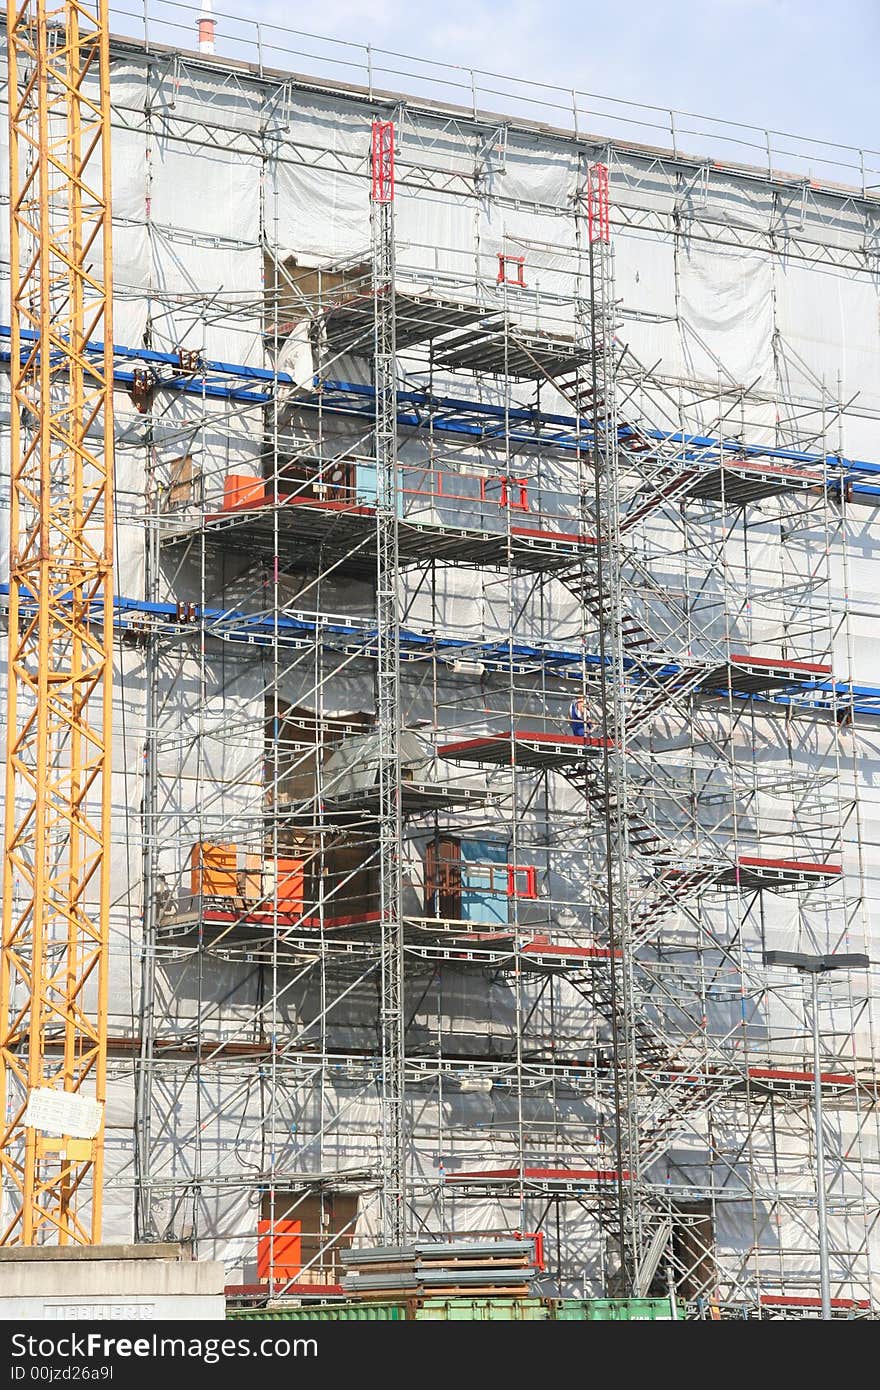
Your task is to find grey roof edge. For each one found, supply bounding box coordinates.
[20,21,869,212]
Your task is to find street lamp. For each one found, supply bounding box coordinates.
[763,950,870,1320]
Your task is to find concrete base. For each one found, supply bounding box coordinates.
[0,1243,225,1321]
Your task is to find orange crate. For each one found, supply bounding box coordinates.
[190,842,238,897]
[223,474,266,510]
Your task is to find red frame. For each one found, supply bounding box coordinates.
[517,1230,545,1271]
[371,120,395,203]
[507,865,538,899]
[462,861,537,900]
[587,163,611,244]
[499,476,529,511]
[477,474,529,510]
[497,253,526,288]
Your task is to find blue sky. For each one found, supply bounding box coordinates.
[211,0,876,161]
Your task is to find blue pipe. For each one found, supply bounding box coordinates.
[3,323,879,483]
[0,325,283,385]
[2,583,877,712]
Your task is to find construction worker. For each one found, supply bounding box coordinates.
[569,695,592,738]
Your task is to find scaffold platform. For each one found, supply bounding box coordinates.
[162,491,595,577]
[439,731,613,769]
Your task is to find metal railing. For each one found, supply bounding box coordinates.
[106,0,880,196]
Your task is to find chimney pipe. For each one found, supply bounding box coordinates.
[198,0,216,54]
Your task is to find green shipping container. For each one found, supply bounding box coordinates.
[227,1301,407,1321]
[227,1296,676,1322]
[415,1298,550,1321]
[554,1298,675,1321]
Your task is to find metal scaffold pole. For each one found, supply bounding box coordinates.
[1,0,114,1244]
[371,117,406,1244]
[581,161,636,1292]
[133,459,160,1241]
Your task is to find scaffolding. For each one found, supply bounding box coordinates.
[2,4,879,1315]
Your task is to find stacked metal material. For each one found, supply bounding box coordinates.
[341,1238,538,1300]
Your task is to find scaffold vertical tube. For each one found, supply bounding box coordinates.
[371,117,406,1244]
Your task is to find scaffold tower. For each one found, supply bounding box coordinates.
[2,10,877,1314]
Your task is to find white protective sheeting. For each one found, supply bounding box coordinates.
[2,39,880,1302]
[679,242,775,391]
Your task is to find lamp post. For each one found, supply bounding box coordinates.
[762,950,870,1320]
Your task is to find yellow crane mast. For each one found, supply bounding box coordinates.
[1,0,114,1244]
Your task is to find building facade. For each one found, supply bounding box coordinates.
[2,14,880,1313]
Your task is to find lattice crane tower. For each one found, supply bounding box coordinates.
[1,0,114,1244]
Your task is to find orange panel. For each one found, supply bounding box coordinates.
[190,842,238,897]
[223,474,266,510]
[257,1219,302,1280]
[273,857,304,911]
